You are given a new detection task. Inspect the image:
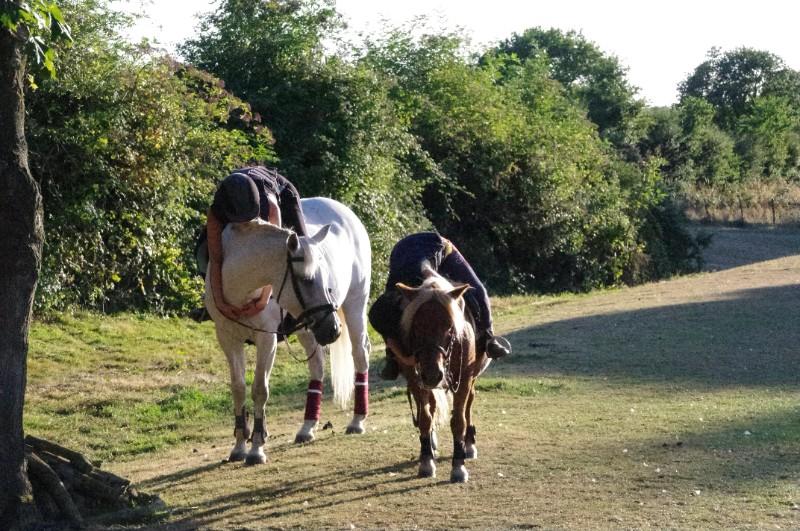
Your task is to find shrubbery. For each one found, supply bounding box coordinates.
[30,0,709,314]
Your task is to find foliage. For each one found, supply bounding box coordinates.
[364,29,700,291]
[489,27,642,146]
[27,0,275,314]
[0,0,71,80]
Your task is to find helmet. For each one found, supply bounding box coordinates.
[215,172,259,222]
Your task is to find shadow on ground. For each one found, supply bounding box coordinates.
[500,283,800,388]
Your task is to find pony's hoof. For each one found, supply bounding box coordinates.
[465,444,478,460]
[245,451,267,466]
[418,459,436,478]
[450,465,469,483]
[228,448,247,462]
[345,425,365,435]
[294,432,315,444]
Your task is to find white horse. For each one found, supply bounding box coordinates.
[205,197,371,465]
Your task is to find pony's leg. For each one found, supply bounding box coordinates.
[343,296,370,434]
[450,380,473,483]
[246,332,277,465]
[410,384,437,478]
[465,385,478,459]
[217,330,249,462]
[294,330,325,443]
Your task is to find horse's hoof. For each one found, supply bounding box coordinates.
[228,449,247,462]
[345,425,365,435]
[450,465,469,483]
[245,452,267,466]
[294,432,315,444]
[418,459,436,478]
[465,444,478,460]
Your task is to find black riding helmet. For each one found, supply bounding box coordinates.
[213,172,260,223]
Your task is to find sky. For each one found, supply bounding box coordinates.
[122,0,800,107]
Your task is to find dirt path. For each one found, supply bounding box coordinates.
[113,224,800,530]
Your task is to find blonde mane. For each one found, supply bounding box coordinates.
[399,268,468,346]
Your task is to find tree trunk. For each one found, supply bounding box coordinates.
[0,19,45,530]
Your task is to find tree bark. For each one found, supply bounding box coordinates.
[0,17,45,530]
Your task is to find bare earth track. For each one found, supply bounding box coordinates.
[108,224,800,530]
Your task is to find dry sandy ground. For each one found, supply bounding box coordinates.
[111,223,800,530]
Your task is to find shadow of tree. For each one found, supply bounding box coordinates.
[501,284,800,388]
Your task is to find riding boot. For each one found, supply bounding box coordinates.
[481,330,511,359]
[380,350,401,381]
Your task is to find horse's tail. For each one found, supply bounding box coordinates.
[328,309,354,410]
[433,389,450,428]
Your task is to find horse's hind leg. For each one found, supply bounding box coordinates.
[217,331,249,462]
[343,295,370,434]
[294,330,324,443]
[465,385,478,459]
[246,332,277,465]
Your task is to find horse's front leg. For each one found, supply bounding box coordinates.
[343,296,370,434]
[450,377,474,483]
[294,330,325,443]
[246,331,277,465]
[407,379,436,478]
[217,330,249,462]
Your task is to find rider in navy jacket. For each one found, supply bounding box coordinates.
[369,232,511,380]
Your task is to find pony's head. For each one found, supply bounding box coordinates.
[396,269,471,389]
[282,224,341,345]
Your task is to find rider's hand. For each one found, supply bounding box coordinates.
[238,298,266,317]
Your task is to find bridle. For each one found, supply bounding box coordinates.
[274,251,338,334]
[411,324,464,393]
[223,248,338,344]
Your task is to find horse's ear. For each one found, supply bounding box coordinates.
[287,232,300,254]
[396,282,421,301]
[309,224,331,244]
[448,284,471,300]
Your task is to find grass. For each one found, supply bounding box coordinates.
[23,223,800,528]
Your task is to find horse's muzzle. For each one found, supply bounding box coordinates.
[310,311,341,345]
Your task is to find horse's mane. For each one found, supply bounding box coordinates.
[227,220,318,280]
[399,265,468,345]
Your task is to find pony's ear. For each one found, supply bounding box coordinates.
[448,284,471,300]
[395,282,421,301]
[309,223,331,244]
[287,232,301,254]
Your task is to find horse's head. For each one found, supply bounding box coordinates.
[281,224,342,345]
[396,274,471,390]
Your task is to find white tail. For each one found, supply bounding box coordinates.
[433,389,450,428]
[328,309,354,410]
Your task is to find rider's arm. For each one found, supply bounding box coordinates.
[207,208,241,319]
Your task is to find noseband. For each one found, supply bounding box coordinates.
[275,251,338,335]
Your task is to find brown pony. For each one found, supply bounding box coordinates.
[393,269,490,483]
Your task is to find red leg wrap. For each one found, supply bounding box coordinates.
[304,380,323,421]
[354,371,369,416]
